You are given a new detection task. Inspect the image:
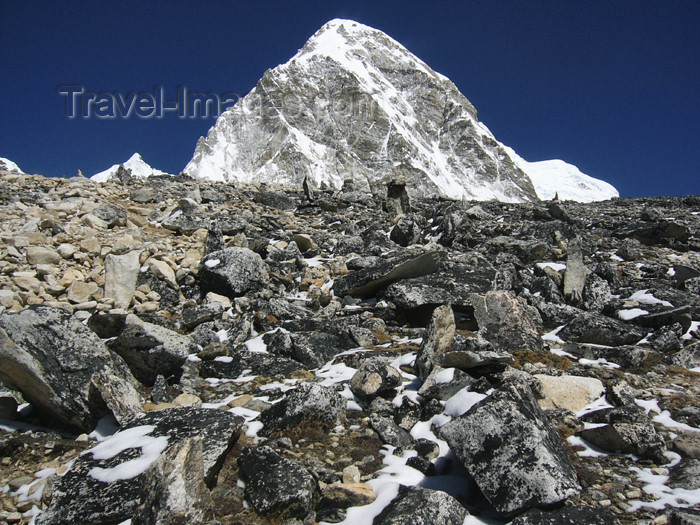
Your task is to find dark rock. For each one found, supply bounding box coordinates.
[405,455,437,475]
[606,380,636,406]
[381,262,495,314]
[199,347,304,379]
[417,366,477,401]
[369,414,413,448]
[470,290,543,351]
[37,408,243,525]
[389,217,419,247]
[130,187,155,203]
[439,382,580,515]
[0,306,139,431]
[582,273,612,313]
[199,247,269,299]
[108,314,196,386]
[668,458,700,490]
[631,305,692,333]
[258,382,345,436]
[181,302,225,330]
[511,505,619,524]
[373,485,467,525]
[162,202,205,234]
[669,509,700,525]
[238,446,315,518]
[92,204,127,227]
[385,179,410,218]
[334,251,443,298]
[414,438,440,461]
[349,358,402,399]
[558,312,646,346]
[579,421,666,461]
[670,341,700,369]
[87,311,127,338]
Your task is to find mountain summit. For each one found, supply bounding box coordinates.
[185,19,617,202]
[91,153,168,182]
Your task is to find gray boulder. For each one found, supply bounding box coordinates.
[349,358,402,399]
[0,306,140,431]
[369,413,413,448]
[417,366,476,401]
[439,382,580,515]
[37,407,243,525]
[414,304,455,381]
[470,290,543,351]
[104,250,141,309]
[334,251,443,298]
[108,314,197,386]
[563,244,588,304]
[131,437,217,525]
[199,247,269,298]
[373,485,467,525]
[259,382,345,436]
[238,446,316,519]
[559,312,646,346]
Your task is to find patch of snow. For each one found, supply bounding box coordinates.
[618,308,649,320]
[87,425,169,482]
[627,290,673,307]
[204,258,220,268]
[433,367,455,384]
[536,262,566,272]
[543,325,567,344]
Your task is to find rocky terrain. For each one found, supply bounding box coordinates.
[0,170,698,525]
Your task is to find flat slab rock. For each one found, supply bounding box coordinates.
[439,381,580,516]
[510,505,619,524]
[36,407,243,525]
[373,485,467,525]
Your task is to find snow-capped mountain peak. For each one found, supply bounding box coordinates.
[0,157,25,174]
[91,153,168,182]
[184,19,618,203]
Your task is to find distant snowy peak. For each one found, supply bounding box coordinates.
[501,146,619,202]
[91,153,168,182]
[185,18,618,203]
[0,157,25,174]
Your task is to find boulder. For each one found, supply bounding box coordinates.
[535,374,605,412]
[414,304,455,381]
[439,382,580,515]
[369,413,413,448]
[0,306,140,431]
[470,290,543,351]
[333,251,443,298]
[199,347,304,380]
[238,446,316,519]
[92,204,127,227]
[108,314,197,385]
[563,244,588,304]
[131,437,216,525]
[37,407,243,525]
[373,485,467,525]
[104,251,141,309]
[511,505,619,524]
[417,366,476,401]
[389,217,419,247]
[559,312,646,347]
[349,358,402,399]
[25,246,61,265]
[579,421,666,461]
[199,247,269,298]
[258,382,345,436]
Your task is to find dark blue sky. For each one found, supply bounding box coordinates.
[2,1,698,197]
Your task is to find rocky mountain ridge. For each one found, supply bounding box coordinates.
[0,171,697,524]
[184,19,618,203]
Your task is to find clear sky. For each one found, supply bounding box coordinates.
[2,1,698,197]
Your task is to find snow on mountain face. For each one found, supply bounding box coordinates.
[0,157,25,174]
[185,18,618,203]
[91,153,168,182]
[501,145,619,202]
